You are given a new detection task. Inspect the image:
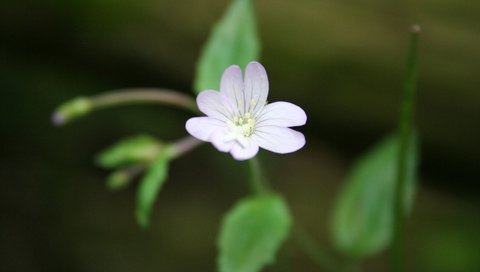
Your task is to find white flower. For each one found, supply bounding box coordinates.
[186,61,307,160]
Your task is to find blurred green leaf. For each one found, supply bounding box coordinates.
[106,166,143,191]
[96,135,162,169]
[107,169,132,190]
[194,0,260,93]
[136,149,170,228]
[331,133,419,259]
[218,194,291,272]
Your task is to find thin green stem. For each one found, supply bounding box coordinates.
[52,88,199,125]
[248,157,269,195]
[293,225,338,272]
[391,25,421,272]
[91,88,199,114]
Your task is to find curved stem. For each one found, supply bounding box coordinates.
[391,25,421,272]
[293,225,337,272]
[91,88,199,114]
[52,88,199,126]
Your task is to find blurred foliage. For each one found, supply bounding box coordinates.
[136,149,171,228]
[96,134,162,169]
[331,133,418,259]
[218,194,291,272]
[1,0,479,271]
[194,0,260,93]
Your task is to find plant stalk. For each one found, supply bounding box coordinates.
[248,157,269,195]
[91,88,199,114]
[391,24,421,272]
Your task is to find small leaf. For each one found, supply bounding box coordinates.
[96,135,162,169]
[218,194,291,272]
[136,149,170,228]
[107,169,133,191]
[194,0,260,93]
[331,133,419,259]
[106,166,143,191]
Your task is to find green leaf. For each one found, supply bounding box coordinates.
[106,166,143,191]
[194,0,260,93]
[331,133,419,259]
[95,135,162,169]
[107,169,133,191]
[136,149,170,228]
[218,194,291,272]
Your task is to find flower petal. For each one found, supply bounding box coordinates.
[220,65,245,115]
[185,117,225,141]
[211,130,235,153]
[230,141,259,161]
[256,101,307,127]
[244,61,269,115]
[254,126,306,154]
[197,90,238,121]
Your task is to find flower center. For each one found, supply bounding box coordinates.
[232,112,255,137]
[225,112,256,147]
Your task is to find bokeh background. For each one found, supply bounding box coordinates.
[1,0,479,271]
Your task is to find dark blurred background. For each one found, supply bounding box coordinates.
[1,0,479,271]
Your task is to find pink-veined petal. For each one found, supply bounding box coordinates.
[197,90,237,121]
[244,61,269,115]
[210,130,235,153]
[220,65,245,115]
[185,117,225,141]
[254,126,305,154]
[230,141,259,161]
[256,101,307,127]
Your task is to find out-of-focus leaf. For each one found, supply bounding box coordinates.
[218,194,291,272]
[95,135,162,169]
[331,133,419,259]
[194,0,260,93]
[136,149,170,228]
[106,166,143,191]
[107,169,132,190]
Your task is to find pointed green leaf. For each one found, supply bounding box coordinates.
[331,133,419,259]
[136,149,170,228]
[96,135,162,169]
[218,194,291,272]
[194,0,260,93]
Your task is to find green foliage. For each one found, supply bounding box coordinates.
[106,167,141,191]
[136,149,171,228]
[331,134,419,259]
[218,194,291,272]
[96,135,162,169]
[194,0,260,93]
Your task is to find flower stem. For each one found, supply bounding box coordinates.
[52,88,199,125]
[91,88,199,114]
[169,136,203,159]
[391,25,421,272]
[247,157,269,195]
[293,225,338,272]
